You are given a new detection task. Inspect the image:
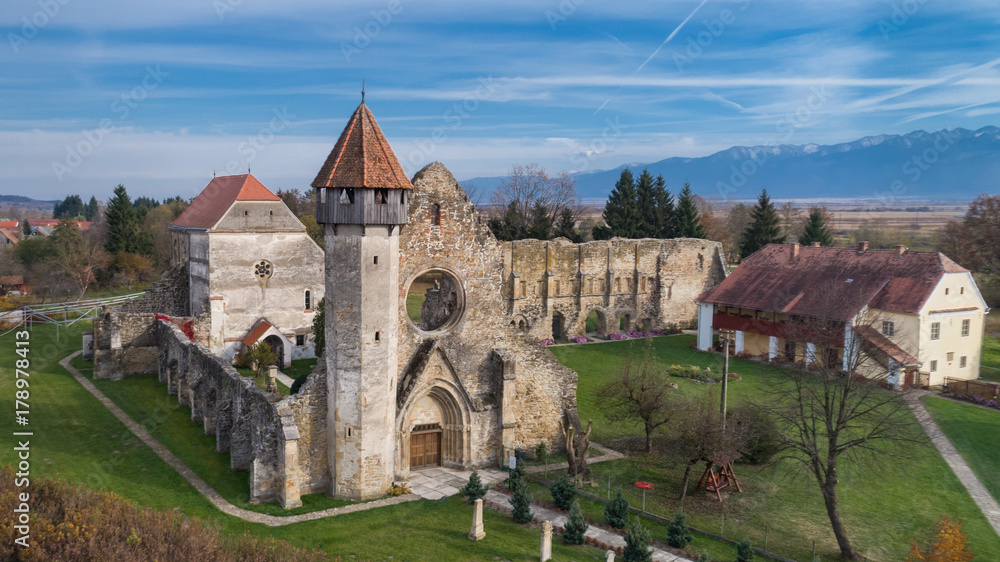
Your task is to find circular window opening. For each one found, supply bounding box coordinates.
[406,270,463,332]
[254,260,273,280]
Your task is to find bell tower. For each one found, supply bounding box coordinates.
[312,100,412,500]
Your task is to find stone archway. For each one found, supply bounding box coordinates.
[398,380,472,475]
[584,309,608,338]
[264,335,285,369]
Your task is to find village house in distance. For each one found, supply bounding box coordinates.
[696,241,990,387]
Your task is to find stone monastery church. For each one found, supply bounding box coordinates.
[91,100,725,506]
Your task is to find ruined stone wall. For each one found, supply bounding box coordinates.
[502,237,727,340]
[92,309,160,379]
[395,162,577,478]
[119,265,190,317]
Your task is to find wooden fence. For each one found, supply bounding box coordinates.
[943,377,1000,399]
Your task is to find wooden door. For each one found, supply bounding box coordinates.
[410,431,442,469]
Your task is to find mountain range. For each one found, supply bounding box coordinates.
[462,126,1000,203]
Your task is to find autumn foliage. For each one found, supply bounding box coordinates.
[906,515,974,562]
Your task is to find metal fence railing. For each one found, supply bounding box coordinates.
[0,293,145,340]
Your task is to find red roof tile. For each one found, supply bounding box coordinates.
[171,174,280,230]
[29,219,92,228]
[311,102,413,190]
[243,319,274,348]
[0,275,24,285]
[0,229,19,244]
[0,220,19,229]
[698,244,967,318]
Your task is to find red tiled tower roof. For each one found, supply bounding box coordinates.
[171,174,280,230]
[311,102,413,190]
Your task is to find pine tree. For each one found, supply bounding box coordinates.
[635,169,658,238]
[739,189,785,258]
[22,219,31,237]
[799,206,833,247]
[459,471,488,503]
[549,474,577,510]
[311,297,325,356]
[527,201,552,240]
[552,208,580,242]
[666,508,694,548]
[563,500,588,545]
[654,175,676,238]
[622,517,653,562]
[54,194,85,219]
[735,537,755,562]
[604,488,630,529]
[105,184,145,254]
[509,477,533,524]
[603,169,641,238]
[85,196,99,221]
[675,182,705,238]
[488,200,528,241]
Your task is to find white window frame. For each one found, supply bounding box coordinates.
[961,319,970,337]
[882,321,895,336]
[930,322,940,340]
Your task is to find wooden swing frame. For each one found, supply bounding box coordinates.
[693,459,742,502]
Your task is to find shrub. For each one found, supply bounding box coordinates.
[549,475,577,510]
[622,517,653,562]
[563,500,588,545]
[570,335,589,344]
[386,482,411,496]
[290,372,310,395]
[509,478,533,524]
[541,338,556,346]
[608,333,628,341]
[729,404,781,465]
[605,488,630,529]
[459,471,488,503]
[736,537,755,562]
[666,508,694,548]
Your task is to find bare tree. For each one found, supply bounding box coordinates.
[488,164,581,239]
[596,341,676,452]
[49,221,109,300]
[757,302,924,560]
[559,418,592,479]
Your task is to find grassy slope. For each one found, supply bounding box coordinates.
[922,396,1000,500]
[550,335,1000,561]
[980,332,1000,383]
[0,324,603,560]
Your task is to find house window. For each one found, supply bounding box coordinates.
[947,352,954,362]
[961,319,970,337]
[945,288,949,295]
[930,322,940,340]
[305,290,312,310]
[961,287,965,294]
[340,189,355,204]
[960,356,967,368]
[930,360,937,372]
[882,321,895,336]
[784,340,796,361]
[430,203,441,225]
[296,335,305,346]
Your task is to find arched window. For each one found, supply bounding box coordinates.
[430,203,441,226]
[305,289,312,310]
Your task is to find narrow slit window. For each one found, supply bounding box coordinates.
[305,290,311,310]
[374,331,381,342]
[373,255,379,265]
[430,203,441,225]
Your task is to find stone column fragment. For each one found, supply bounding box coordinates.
[540,520,552,561]
[468,498,485,541]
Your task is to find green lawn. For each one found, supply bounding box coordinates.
[550,335,1000,561]
[1,324,606,560]
[981,332,1000,383]
[922,396,1000,500]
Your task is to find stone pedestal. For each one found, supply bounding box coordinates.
[540,520,552,561]
[605,550,615,561]
[468,498,485,541]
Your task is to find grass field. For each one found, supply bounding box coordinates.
[922,396,1000,500]
[0,324,606,560]
[981,332,1000,383]
[549,335,1000,561]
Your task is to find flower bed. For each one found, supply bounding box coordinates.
[541,338,556,346]
[570,335,588,344]
[943,392,1000,410]
[607,333,627,341]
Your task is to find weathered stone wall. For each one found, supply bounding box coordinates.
[395,162,578,479]
[119,265,190,317]
[92,309,160,380]
[502,237,727,340]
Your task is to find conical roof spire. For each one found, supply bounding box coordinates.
[311,101,413,190]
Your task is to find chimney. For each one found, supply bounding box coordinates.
[895,244,907,257]
[858,241,869,254]
[810,242,821,247]
[790,242,800,263]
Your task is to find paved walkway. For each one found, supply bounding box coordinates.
[273,370,296,387]
[408,467,507,500]
[523,442,625,475]
[483,489,691,561]
[906,390,1000,535]
[61,352,419,527]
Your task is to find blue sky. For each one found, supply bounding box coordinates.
[2,0,1000,201]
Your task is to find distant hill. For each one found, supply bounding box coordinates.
[462,126,1000,202]
[0,194,57,213]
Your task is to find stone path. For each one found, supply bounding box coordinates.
[905,390,1000,536]
[407,467,507,500]
[61,352,419,527]
[273,369,296,387]
[483,489,691,561]
[523,442,625,475]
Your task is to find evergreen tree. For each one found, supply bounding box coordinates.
[622,517,653,562]
[509,477,533,524]
[312,297,325,357]
[459,471,488,503]
[549,475,577,510]
[666,509,694,548]
[603,169,641,238]
[799,206,833,247]
[563,500,588,545]
[635,169,658,238]
[54,194,85,219]
[488,200,528,241]
[675,182,705,238]
[22,219,31,237]
[592,224,613,240]
[739,189,785,258]
[85,196,99,221]
[654,175,676,238]
[735,537,755,562]
[105,184,152,255]
[527,201,552,240]
[552,208,581,242]
[604,488,630,529]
